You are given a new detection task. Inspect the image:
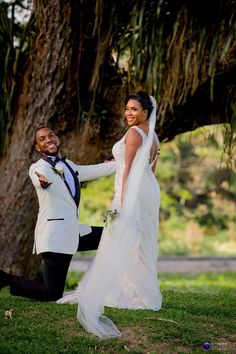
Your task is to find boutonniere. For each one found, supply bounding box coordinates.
[103,209,119,227]
[51,162,65,177]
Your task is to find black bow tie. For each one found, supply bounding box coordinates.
[55,156,66,163]
[41,155,66,166]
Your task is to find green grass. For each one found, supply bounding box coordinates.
[1,272,235,354]
[159,272,236,295]
[65,271,236,294]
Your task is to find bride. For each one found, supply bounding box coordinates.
[57,91,162,338]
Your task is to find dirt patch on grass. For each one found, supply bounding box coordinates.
[119,326,195,353]
[58,318,87,338]
[119,326,167,353]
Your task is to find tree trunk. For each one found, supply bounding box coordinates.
[0,0,127,277]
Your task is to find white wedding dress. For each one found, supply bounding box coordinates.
[104,126,162,310]
[57,97,162,338]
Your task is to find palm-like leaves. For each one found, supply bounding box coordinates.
[119,0,236,120]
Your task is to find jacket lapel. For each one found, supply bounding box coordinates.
[40,156,80,207]
[63,160,81,207]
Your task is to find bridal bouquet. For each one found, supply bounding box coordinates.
[103,209,119,227]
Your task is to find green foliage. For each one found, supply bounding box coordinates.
[81,97,113,124]
[65,271,83,290]
[119,1,236,102]
[158,125,236,243]
[80,175,114,226]
[1,273,235,353]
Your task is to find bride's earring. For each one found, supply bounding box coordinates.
[143,110,148,121]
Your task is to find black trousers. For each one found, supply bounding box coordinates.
[8,226,103,301]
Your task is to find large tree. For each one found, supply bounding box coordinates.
[0,0,235,276]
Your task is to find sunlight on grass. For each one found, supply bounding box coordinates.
[159,272,236,294]
[65,271,236,295]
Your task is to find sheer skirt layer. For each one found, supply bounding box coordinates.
[57,171,162,338]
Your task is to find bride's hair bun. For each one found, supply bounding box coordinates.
[126,91,153,119]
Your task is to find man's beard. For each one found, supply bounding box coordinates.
[44,145,60,156]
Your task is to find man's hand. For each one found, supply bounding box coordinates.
[34,171,52,188]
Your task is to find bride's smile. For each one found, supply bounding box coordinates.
[125,99,148,126]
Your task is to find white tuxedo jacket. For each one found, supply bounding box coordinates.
[29,158,116,255]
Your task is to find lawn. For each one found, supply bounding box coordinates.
[0,272,235,354]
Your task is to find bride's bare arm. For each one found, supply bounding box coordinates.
[121,129,142,202]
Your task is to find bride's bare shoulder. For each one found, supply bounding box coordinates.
[124,127,142,144]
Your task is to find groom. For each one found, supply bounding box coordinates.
[0,127,115,301]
